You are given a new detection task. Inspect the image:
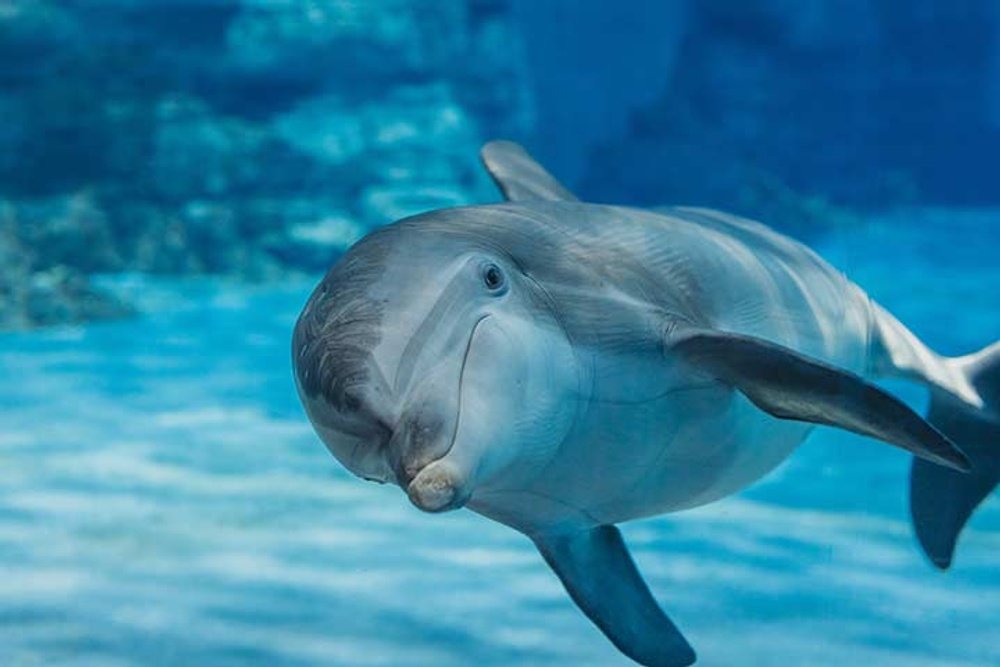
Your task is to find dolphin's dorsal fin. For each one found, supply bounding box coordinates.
[670,329,971,472]
[479,140,578,202]
[532,525,696,667]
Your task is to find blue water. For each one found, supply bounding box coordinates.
[1,211,997,666]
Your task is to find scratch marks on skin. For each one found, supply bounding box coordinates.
[293,230,393,411]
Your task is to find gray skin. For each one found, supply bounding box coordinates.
[292,142,997,667]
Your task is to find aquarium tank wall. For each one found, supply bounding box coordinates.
[1,1,997,666]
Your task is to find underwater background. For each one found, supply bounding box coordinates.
[1,1,998,665]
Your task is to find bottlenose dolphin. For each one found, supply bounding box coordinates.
[292,141,998,666]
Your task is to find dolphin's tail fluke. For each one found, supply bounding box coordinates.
[911,341,1000,569]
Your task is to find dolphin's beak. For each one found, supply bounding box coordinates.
[406,459,471,512]
[386,412,456,487]
[389,316,489,512]
[387,372,470,511]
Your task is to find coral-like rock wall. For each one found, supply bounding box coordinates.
[0,0,530,328]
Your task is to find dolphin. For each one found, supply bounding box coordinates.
[292,141,999,666]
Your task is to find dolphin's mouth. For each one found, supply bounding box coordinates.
[403,314,490,510]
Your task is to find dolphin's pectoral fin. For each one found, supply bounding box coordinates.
[532,525,696,667]
[671,329,971,472]
[479,140,578,202]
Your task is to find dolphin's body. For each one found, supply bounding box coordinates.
[293,142,999,666]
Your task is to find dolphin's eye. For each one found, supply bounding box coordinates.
[482,263,506,293]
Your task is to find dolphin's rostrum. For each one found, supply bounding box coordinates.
[292,141,999,666]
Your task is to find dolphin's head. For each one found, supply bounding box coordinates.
[293,217,580,513]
